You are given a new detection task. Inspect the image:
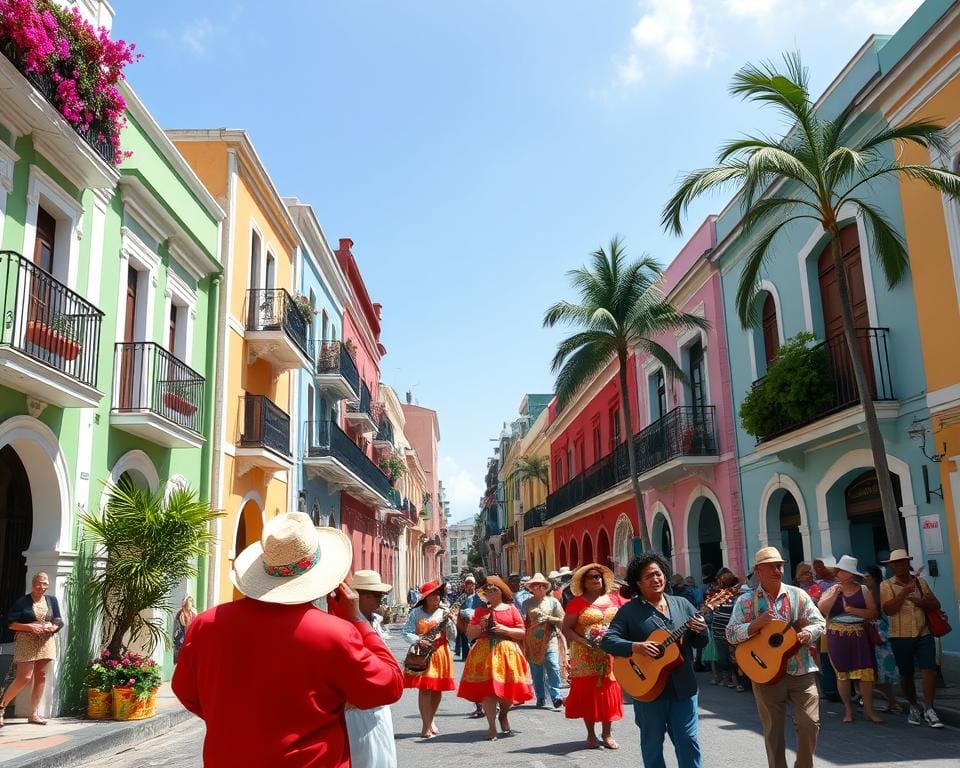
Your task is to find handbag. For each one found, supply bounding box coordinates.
[918,581,952,637]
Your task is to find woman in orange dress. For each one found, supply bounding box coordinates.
[561,563,625,750]
[458,575,533,741]
[402,580,458,738]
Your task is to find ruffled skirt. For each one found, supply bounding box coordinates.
[458,638,533,704]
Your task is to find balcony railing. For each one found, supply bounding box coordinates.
[751,327,894,443]
[545,406,719,521]
[347,381,374,419]
[245,288,310,358]
[239,395,291,457]
[0,250,103,388]
[524,503,546,531]
[1,41,114,165]
[374,414,394,445]
[314,340,360,393]
[304,420,392,500]
[113,342,204,434]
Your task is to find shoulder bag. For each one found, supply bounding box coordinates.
[918,581,952,638]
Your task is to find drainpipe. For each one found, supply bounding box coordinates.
[197,272,220,610]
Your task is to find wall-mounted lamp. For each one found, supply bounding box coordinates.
[907,418,944,503]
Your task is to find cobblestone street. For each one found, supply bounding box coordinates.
[82,632,960,768]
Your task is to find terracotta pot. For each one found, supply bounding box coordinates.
[163,392,198,416]
[86,688,112,719]
[111,686,157,721]
[25,320,81,361]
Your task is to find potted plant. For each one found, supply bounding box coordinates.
[84,650,117,719]
[25,313,82,361]
[110,651,162,721]
[80,479,221,665]
[290,293,317,323]
[163,383,198,416]
[378,455,407,484]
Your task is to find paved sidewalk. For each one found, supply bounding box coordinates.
[0,684,190,768]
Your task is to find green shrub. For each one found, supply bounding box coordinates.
[739,332,834,439]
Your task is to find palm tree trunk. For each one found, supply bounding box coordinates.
[618,349,651,553]
[829,229,906,552]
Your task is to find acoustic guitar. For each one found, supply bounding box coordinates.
[403,592,469,674]
[612,587,739,702]
[735,618,802,685]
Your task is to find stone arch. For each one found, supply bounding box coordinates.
[108,450,160,495]
[596,527,611,569]
[682,485,728,582]
[581,531,594,565]
[758,472,812,565]
[815,449,918,562]
[558,540,567,568]
[611,513,634,577]
[650,502,676,573]
[569,538,580,569]
[230,490,265,561]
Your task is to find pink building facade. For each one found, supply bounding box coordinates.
[401,402,443,582]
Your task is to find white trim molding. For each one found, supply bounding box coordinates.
[757,472,812,562]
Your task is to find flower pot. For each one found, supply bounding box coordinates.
[162,392,198,416]
[111,686,157,721]
[25,320,81,361]
[86,688,112,719]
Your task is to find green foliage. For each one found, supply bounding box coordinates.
[508,455,549,489]
[378,454,407,481]
[113,651,163,700]
[738,332,833,439]
[57,540,100,714]
[80,479,221,658]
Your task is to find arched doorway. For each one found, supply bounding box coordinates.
[582,532,594,565]
[558,541,567,569]
[687,496,723,583]
[652,512,673,564]
[611,514,634,578]
[569,538,580,569]
[233,501,263,600]
[0,446,32,643]
[778,492,804,583]
[597,528,611,569]
[845,470,904,565]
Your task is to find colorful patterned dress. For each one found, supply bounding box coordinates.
[402,607,456,691]
[564,594,624,722]
[826,587,876,682]
[13,599,56,663]
[458,605,534,704]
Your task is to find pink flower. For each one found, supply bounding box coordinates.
[128,678,136,686]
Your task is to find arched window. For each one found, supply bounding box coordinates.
[762,293,779,367]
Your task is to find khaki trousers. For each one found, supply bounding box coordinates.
[753,672,820,768]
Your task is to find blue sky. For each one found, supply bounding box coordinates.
[112,0,923,524]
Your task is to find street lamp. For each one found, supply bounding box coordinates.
[907,418,944,503]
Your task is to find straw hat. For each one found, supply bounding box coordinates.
[557,566,572,577]
[352,569,392,593]
[547,570,561,580]
[231,512,352,605]
[882,549,913,564]
[834,555,863,578]
[482,575,514,601]
[464,574,476,584]
[414,580,444,608]
[526,572,551,588]
[754,546,785,567]
[570,563,615,596]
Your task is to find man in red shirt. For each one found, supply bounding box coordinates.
[172,512,403,767]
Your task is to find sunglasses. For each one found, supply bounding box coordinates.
[585,573,604,580]
[481,585,501,592]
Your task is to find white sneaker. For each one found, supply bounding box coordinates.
[923,708,944,729]
[907,705,923,725]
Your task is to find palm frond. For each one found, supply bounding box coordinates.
[730,52,811,123]
[837,163,960,207]
[661,164,748,235]
[856,119,951,157]
[550,330,616,373]
[554,343,614,410]
[844,199,909,288]
[734,216,811,325]
[637,339,688,383]
[543,300,594,328]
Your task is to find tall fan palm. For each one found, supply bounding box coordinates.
[508,454,550,490]
[662,53,960,551]
[544,237,710,552]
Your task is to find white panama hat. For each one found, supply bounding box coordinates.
[231,512,352,605]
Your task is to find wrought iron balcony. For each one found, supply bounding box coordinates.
[502,526,516,545]
[345,380,378,433]
[303,419,393,506]
[110,342,205,448]
[750,327,894,443]
[0,250,104,408]
[373,411,395,446]
[244,288,311,369]
[523,503,547,532]
[237,395,292,472]
[314,340,360,401]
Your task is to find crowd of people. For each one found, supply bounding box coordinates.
[1,508,950,768]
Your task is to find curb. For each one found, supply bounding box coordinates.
[933,704,960,729]
[1,707,193,768]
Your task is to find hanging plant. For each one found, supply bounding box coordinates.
[378,455,406,482]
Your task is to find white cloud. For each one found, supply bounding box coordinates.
[179,18,215,55]
[724,0,781,18]
[841,0,923,30]
[439,456,483,513]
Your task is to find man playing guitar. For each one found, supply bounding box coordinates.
[726,547,825,768]
[601,552,708,768]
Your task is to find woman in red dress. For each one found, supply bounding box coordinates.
[458,575,533,740]
[402,580,458,738]
[561,563,625,750]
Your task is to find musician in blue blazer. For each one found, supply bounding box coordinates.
[601,552,708,768]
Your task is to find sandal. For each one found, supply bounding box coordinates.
[736,684,746,692]
[601,736,619,750]
[28,715,47,725]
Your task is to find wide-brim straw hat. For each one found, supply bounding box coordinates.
[231,512,352,605]
[882,549,913,564]
[754,546,785,567]
[547,570,561,580]
[352,569,392,593]
[414,580,444,608]
[557,566,572,577]
[570,563,615,596]
[834,555,863,578]
[526,572,551,588]
[483,574,513,602]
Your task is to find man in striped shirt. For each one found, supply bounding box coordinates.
[726,547,825,768]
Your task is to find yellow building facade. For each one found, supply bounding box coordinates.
[518,408,553,575]
[169,131,304,605]
[879,8,960,610]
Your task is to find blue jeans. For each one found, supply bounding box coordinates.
[455,632,471,660]
[633,694,701,768]
[530,645,563,703]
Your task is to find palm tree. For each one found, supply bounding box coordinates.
[81,479,221,657]
[508,454,550,490]
[662,53,960,552]
[544,237,710,552]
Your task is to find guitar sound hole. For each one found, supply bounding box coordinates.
[769,634,784,649]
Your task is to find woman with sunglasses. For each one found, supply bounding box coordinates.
[458,575,533,741]
[561,562,625,750]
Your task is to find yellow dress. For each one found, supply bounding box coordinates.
[14,600,56,663]
[403,610,456,691]
[564,595,624,722]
